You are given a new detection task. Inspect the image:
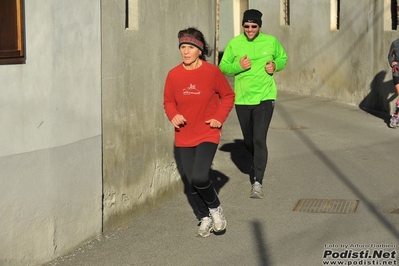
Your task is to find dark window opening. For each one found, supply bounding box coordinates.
[125,0,129,29]
[283,0,290,26]
[392,0,398,30]
[336,0,340,30]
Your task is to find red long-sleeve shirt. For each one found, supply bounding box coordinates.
[164,60,235,147]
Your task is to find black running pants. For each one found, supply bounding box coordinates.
[235,100,275,185]
[176,142,220,219]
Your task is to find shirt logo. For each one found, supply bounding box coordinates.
[183,83,201,95]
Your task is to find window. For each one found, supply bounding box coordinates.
[126,0,139,31]
[391,0,398,30]
[281,0,290,26]
[0,0,25,64]
[330,0,340,30]
[384,0,399,31]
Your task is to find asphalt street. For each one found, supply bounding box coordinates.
[44,90,399,266]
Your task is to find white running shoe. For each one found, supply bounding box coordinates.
[196,217,213,238]
[209,206,227,232]
[390,114,398,128]
[250,181,264,199]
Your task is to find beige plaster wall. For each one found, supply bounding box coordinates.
[0,1,102,265]
[101,0,217,229]
[252,0,398,113]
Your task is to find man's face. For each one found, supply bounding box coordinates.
[243,22,260,41]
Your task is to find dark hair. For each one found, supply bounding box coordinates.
[178,27,212,61]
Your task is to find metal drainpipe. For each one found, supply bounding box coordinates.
[215,0,220,65]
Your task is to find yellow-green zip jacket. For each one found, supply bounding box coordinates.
[219,33,288,105]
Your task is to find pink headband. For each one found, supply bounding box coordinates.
[178,37,204,51]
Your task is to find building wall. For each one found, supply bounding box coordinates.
[0,1,102,265]
[101,0,217,229]
[258,0,398,112]
[219,0,248,52]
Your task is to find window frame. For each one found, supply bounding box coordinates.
[0,0,25,65]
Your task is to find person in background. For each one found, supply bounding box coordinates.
[388,38,399,128]
[219,9,288,199]
[164,27,235,237]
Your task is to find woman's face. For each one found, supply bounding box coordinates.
[180,44,201,65]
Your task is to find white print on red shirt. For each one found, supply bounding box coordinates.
[183,84,201,95]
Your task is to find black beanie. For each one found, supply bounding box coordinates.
[242,9,262,27]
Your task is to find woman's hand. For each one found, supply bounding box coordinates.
[171,114,186,129]
[205,119,222,128]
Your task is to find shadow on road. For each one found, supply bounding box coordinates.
[219,139,254,184]
[359,70,395,127]
[252,220,272,266]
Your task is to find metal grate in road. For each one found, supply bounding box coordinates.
[293,199,359,214]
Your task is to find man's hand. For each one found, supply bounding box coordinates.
[265,61,275,74]
[240,55,251,70]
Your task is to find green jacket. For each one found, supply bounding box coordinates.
[219,33,288,105]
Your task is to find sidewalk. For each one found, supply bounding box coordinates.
[44,90,399,266]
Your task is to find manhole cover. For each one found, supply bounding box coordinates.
[293,199,359,214]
